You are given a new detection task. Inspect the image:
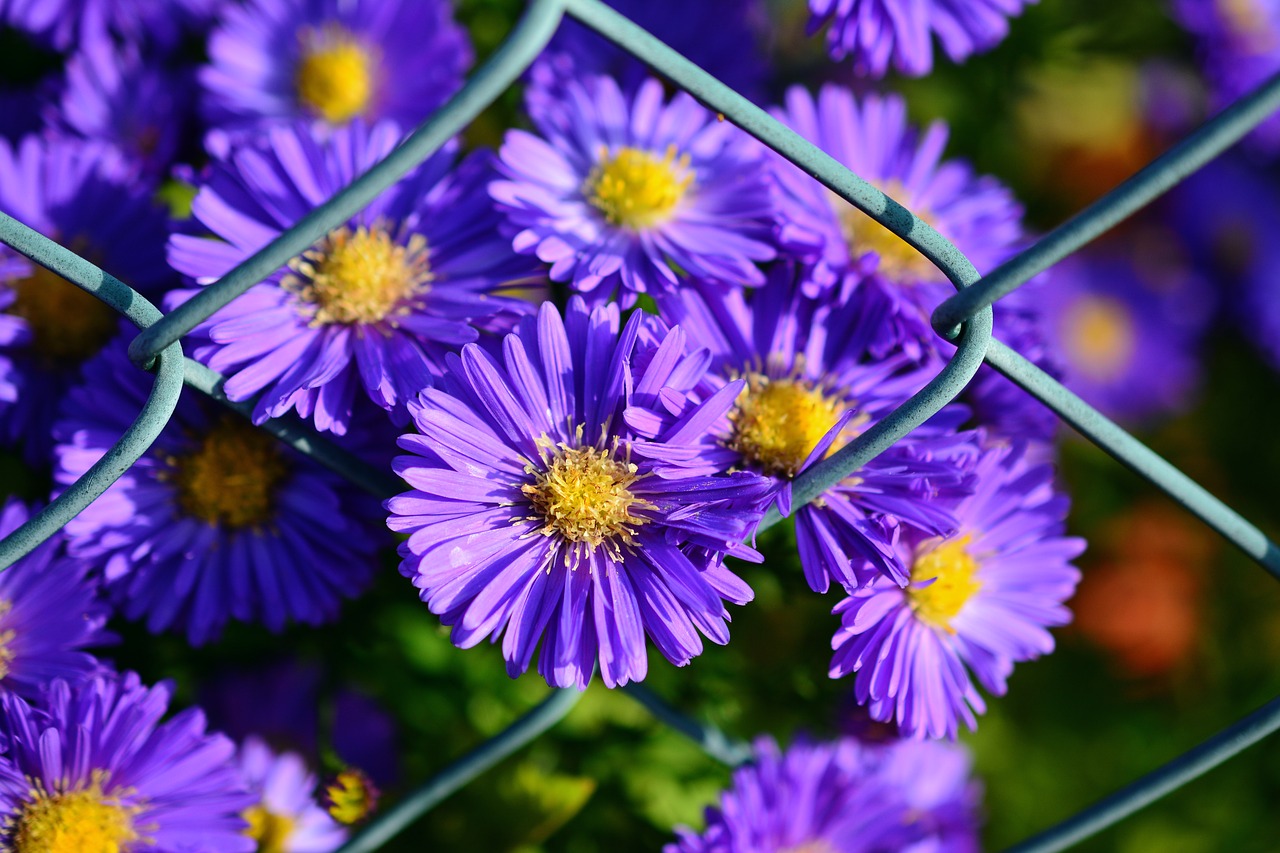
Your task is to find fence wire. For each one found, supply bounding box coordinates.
[0,0,1278,850]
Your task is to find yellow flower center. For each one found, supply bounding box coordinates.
[833,180,939,282]
[244,804,294,853]
[12,779,139,853]
[586,145,694,229]
[172,417,290,529]
[1061,294,1135,381]
[295,25,375,123]
[6,264,116,364]
[522,442,650,561]
[907,535,982,630]
[323,769,377,826]
[730,375,844,478]
[285,225,431,327]
[0,600,16,680]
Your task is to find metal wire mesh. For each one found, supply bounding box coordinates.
[2,0,1279,850]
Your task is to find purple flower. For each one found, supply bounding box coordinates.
[768,85,1059,443]
[200,0,471,135]
[1172,0,1280,151]
[491,75,777,308]
[55,38,195,178]
[641,270,979,593]
[829,440,1083,739]
[238,736,346,853]
[530,0,770,103]
[0,670,254,852]
[3,0,220,51]
[0,499,112,700]
[807,0,1034,77]
[168,119,545,435]
[666,735,980,852]
[1039,244,1212,426]
[53,338,382,645]
[0,134,170,463]
[387,298,772,689]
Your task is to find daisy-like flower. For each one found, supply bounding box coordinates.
[168,119,545,435]
[0,498,112,700]
[55,37,195,178]
[0,671,254,852]
[807,0,1033,78]
[1172,0,1280,151]
[641,270,979,593]
[491,75,777,308]
[3,0,219,51]
[53,339,382,645]
[200,0,470,135]
[0,134,170,463]
[769,85,1059,443]
[829,440,1084,739]
[666,735,980,852]
[387,297,772,689]
[1040,243,1211,426]
[238,736,346,853]
[530,0,770,103]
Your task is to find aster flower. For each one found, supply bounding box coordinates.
[1172,0,1280,151]
[238,736,346,853]
[666,735,980,852]
[200,0,471,136]
[640,270,979,593]
[3,0,219,51]
[0,134,170,463]
[807,0,1034,78]
[530,0,770,104]
[0,498,112,700]
[55,37,195,178]
[168,118,545,435]
[829,440,1084,739]
[491,75,777,308]
[0,670,254,852]
[1039,243,1211,426]
[769,85,1059,443]
[387,297,772,689]
[53,338,382,645]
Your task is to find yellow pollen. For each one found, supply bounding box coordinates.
[323,770,378,826]
[244,804,294,853]
[908,535,982,630]
[172,417,289,529]
[586,145,694,229]
[0,600,16,681]
[522,442,650,561]
[285,225,431,327]
[1061,294,1135,381]
[832,180,939,282]
[295,25,375,123]
[6,264,116,364]
[730,375,844,478]
[13,778,139,853]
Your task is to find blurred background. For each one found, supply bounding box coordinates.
[5,0,1280,849]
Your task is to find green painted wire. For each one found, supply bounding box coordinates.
[931,69,1280,340]
[126,0,571,371]
[0,212,185,570]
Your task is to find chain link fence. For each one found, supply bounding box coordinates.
[1,0,1278,850]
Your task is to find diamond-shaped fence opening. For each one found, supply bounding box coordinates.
[1,1,1279,850]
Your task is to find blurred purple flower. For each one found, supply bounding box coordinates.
[238,736,347,853]
[807,0,1034,77]
[3,0,221,51]
[200,0,470,136]
[492,75,777,307]
[387,298,771,689]
[830,440,1083,739]
[168,119,544,435]
[53,339,383,645]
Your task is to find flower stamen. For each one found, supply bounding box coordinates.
[285,225,432,327]
[729,374,845,478]
[908,535,982,631]
[171,417,290,529]
[13,774,140,853]
[586,145,694,229]
[295,24,376,123]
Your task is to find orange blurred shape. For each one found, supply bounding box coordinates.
[1072,503,1212,678]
